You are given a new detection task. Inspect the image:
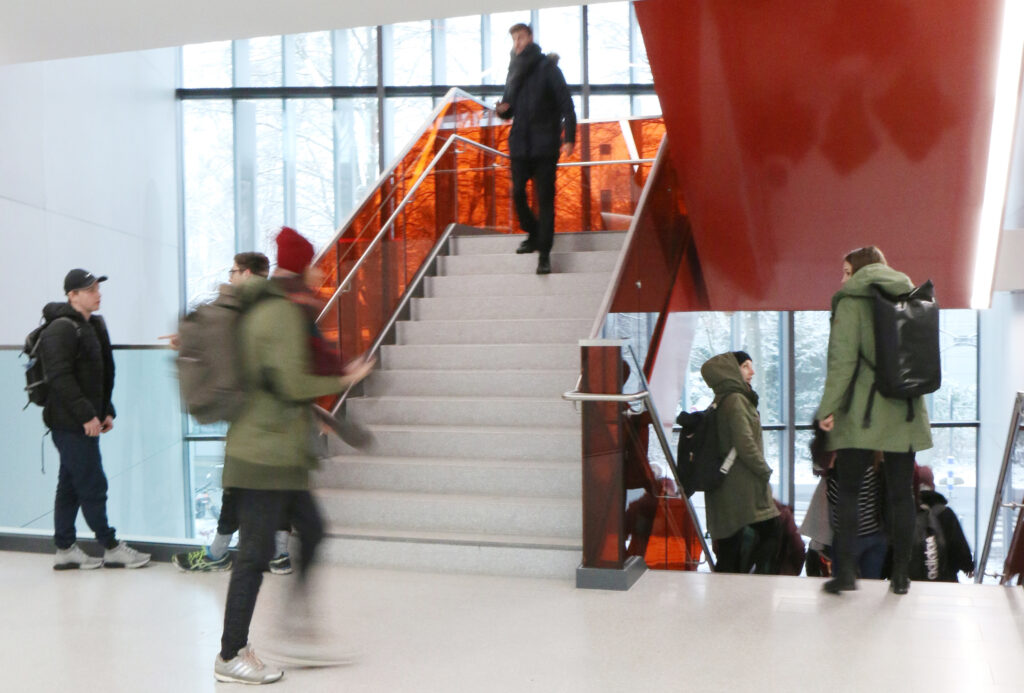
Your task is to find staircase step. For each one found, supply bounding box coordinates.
[315,455,580,497]
[411,293,603,321]
[346,396,581,428]
[451,231,625,256]
[317,488,582,539]
[350,424,579,461]
[398,318,591,345]
[439,250,619,276]
[380,344,580,371]
[318,532,580,578]
[425,271,613,298]
[363,369,578,398]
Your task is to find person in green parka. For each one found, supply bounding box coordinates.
[215,227,375,685]
[701,351,781,574]
[817,246,933,596]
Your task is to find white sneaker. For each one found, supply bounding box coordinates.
[103,541,151,569]
[215,644,284,684]
[54,544,102,570]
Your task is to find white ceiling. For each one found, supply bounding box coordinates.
[0,0,603,67]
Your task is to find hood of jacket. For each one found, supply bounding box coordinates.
[830,262,915,314]
[236,274,287,307]
[919,488,949,507]
[701,352,757,405]
[42,301,89,324]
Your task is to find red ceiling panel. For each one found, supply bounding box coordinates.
[635,0,1004,310]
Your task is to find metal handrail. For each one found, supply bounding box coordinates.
[562,357,716,570]
[329,223,460,415]
[316,134,498,323]
[312,87,493,267]
[975,391,1024,583]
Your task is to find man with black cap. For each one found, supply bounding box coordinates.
[38,269,150,570]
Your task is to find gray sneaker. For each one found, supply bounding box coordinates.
[103,541,151,569]
[215,644,284,685]
[54,544,102,570]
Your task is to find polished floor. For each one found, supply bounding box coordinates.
[2,551,1023,692]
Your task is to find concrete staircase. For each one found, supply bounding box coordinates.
[314,230,625,578]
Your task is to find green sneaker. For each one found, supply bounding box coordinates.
[172,548,232,572]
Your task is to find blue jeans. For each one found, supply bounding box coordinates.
[52,429,116,550]
[831,530,888,579]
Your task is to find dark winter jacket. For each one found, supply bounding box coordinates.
[920,489,975,581]
[498,42,577,159]
[700,353,779,540]
[37,302,115,431]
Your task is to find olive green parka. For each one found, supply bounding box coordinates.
[222,277,346,490]
[815,263,933,453]
[700,353,779,541]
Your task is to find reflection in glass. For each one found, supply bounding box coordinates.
[294,99,336,248]
[588,1,631,84]
[247,36,282,87]
[538,6,582,84]
[928,309,978,422]
[335,27,378,87]
[255,99,284,257]
[182,41,233,88]
[183,100,235,309]
[287,31,332,86]
[445,15,484,86]
[385,21,433,86]
[794,311,830,424]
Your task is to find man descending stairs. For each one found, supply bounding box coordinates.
[314,230,626,578]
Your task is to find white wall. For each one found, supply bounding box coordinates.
[0,48,180,345]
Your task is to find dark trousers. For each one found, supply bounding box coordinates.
[834,449,915,580]
[715,516,781,574]
[217,488,290,537]
[511,156,558,254]
[220,489,325,660]
[52,429,116,550]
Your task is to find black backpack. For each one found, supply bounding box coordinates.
[909,502,948,582]
[844,281,941,426]
[675,395,737,498]
[21,317,81,409]
[871,280,941,400]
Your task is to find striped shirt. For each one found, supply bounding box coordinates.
[826,465,883,537]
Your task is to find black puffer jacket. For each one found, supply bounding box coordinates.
[38,302,116,431]
[498,42,576,159]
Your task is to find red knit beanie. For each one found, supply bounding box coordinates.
[276,226,315,273]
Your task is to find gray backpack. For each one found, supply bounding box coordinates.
[176,287,250,424]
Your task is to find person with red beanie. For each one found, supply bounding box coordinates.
[214,226,374,684]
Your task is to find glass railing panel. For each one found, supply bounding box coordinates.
[1,348,188,540]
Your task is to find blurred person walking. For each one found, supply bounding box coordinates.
[214,228,374,685]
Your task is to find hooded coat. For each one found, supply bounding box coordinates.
[498,41,576,159]
[700,353,779,540]
[816,263,934,453]
[37,302,115,431]
[222,277,346,491]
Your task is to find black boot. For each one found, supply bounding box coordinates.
[516,240,535,254]
[822,571,857,595]
[890,571,910,595]
[536,253,551,275]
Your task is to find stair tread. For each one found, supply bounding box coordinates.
[318,488,580,506]
[358,423,577,434]
[323,526,582,550]
[321,454,577,468]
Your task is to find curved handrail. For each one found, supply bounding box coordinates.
[311,87,497,267]
[316,134,503,323]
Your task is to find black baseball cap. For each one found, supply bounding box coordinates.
[64,269,108,294]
